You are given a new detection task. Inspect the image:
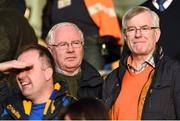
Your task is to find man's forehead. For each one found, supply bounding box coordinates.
[57,24,77,30]
[54,26,81,41]
[18,50,39,61]
[127,12,153,25]
[130,11,151,20]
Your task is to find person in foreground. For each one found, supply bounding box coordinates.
[0,44,74,120]
[46,22,103,99]
[103,6,180,120]
[59,97,110,120]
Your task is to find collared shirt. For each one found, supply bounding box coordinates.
[127,55,155,74]
[152,0,173,10]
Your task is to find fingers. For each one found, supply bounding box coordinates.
[10,60,32,69]
[0,60,33,72]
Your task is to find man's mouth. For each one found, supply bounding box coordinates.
[20,81,30,87]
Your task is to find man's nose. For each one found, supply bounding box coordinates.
[135,28,142,37]
[16,71,27,79]
[67,43,75,52]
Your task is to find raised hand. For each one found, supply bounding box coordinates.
[0,60,33,72]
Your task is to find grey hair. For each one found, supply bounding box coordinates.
[46,22,84,45]
[122,6,160,31]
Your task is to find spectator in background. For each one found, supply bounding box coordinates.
[42,0,122,70]
[0,44,74,120]
[103,6,180,120]
[0,0,37,63]
[141,0,180,59]
[59,97,110,120]
[46,22,103,99]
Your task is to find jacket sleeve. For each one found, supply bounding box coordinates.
[102,68,119,109]
[172,61,180,119]
[0,25,13,62]
[0,76,9,103]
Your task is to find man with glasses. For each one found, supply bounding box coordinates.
[103,6,180,120]
[46,22,103,99]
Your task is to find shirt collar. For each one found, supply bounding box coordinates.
[145,55,155,68]
[152,0,173,9]
[127,55,155,74]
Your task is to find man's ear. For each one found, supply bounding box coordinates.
[155,28,161,42]
[123,32,127,41]
[47,46,53,54]
[45,68,53,81]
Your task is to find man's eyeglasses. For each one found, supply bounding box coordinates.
[50,40,84,50]
[125,26,159,36]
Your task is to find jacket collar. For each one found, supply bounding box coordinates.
[152,44,164,66]
[8,82,67,119]
[80,60,103,87]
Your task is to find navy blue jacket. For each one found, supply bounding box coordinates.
[0,81,75,120]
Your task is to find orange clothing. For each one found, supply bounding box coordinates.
[111,66,153,120]
[84,0,122,45]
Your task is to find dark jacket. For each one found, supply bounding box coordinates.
[0,0,37,62]
[0,81,75,120]
[78,60,103,98]
[103,44,180,119]
[55,60,103,99]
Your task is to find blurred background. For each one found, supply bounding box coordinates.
[25,0,147,39]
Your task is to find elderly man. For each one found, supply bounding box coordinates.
[41,0,122,70]
[46,22,103,99]
[103,6,180,120]
[0,44,74,120]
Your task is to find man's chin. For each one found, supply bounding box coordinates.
[65,65,79,71]
[65,62,78,66]
[22,92,32,99]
